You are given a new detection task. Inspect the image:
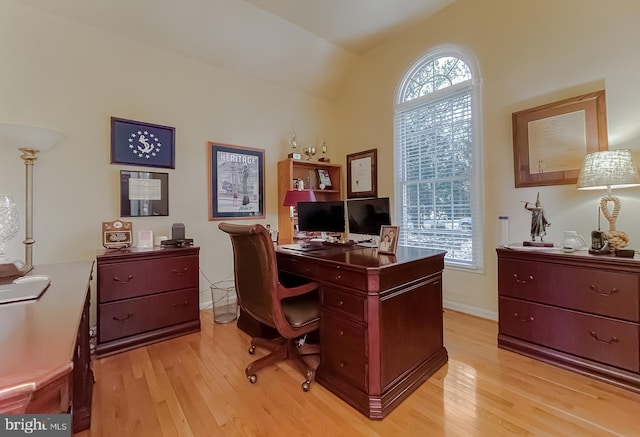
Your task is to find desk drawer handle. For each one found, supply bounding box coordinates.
[172,267,189,275]
[113,275,133,284]
[338,330,344,336]
[172,300,189,308]
[339,361,345,368]
[338,300,344,307]
[590,331,619,344]
[113,313,134,322]
[513,274,533,284]
[589,285,620,296]
[335,274,342,281]
[513,312,534,322]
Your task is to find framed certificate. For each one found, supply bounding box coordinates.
[347,149,377,198]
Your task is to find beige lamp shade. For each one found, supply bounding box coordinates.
[577,149,640,190]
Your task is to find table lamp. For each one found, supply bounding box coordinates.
[577,149,640,249]
[283,188,316,237]
[0,123,63,274]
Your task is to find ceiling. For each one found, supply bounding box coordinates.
[18,0,455,99]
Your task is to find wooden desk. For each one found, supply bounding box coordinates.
[276,245,447,419]
[0,261,94,432]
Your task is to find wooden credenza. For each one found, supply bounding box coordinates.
[497,248,640,393]
[276,245,447,419]
[96,246,201,357]
[0,261,94,433]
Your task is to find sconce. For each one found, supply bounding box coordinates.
[0,123,63,274]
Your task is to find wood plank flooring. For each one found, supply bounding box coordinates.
[76,310,640,436]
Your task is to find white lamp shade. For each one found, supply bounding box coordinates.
[0,123,63,152]
[576,149,640,190]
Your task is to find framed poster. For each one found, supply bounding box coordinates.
[120,170,169,217]
[347,148,378,198]
[208,142,265,220]
[512,90,608,187]
[111,117,175,169]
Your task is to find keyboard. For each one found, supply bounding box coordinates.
[280,243,324,252]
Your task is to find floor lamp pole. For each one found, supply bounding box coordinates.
[19,147,38,269]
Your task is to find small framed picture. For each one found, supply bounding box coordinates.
[378,225,399,255]
[317,169,332,188]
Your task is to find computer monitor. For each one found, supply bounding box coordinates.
[347,197,391,236]
[296,201,345,233]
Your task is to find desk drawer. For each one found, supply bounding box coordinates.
[499,259,640,321]
[321,312,366,390]
[277,255,317,278]
[99,288,199,342]
[99,255,199,302]
[317,264,367,290]
[322,286,366,322]
[499,297,640,372]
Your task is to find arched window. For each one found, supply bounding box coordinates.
[395,50,483,269]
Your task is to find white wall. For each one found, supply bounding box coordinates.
[0,1,335,314]
[332,0,640,319]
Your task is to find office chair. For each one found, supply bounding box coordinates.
[218,222,320,391]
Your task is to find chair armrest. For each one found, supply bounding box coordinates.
[277,281,318,299]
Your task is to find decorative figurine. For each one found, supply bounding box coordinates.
[288,133,301,160]
[304,146,317,161]
[523,192,553,247]
[318,139,330,162]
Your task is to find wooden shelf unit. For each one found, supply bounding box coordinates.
[277,159,343,244]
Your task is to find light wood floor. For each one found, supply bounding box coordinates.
[77,310,640,436]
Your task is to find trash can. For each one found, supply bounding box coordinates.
[211,279,238,324]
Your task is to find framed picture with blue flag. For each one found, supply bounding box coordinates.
[111,117,176,169]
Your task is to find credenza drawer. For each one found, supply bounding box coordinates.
[499,297,640,372]
[98,255,199,303]
[499,258,640,322]
[321,312,367,390]
[99,288,199,342]
[322,287,366,322]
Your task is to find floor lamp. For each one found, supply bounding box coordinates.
[0,123,63,275]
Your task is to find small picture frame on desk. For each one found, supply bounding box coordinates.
[378,225,399,255]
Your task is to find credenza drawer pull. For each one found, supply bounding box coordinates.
[172,267,189,275]
[590,331,619,344]
[589,285,620,296]
[513,274,533,284]
[113,313,134,322]
[113,275,134,283]
[172,300,189,308]
[513,312,534,322]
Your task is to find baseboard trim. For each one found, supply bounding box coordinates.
[443,300,497,321]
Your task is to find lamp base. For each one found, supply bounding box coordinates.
[0,259,33,279]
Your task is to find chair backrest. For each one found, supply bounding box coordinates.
[218,223,280,328]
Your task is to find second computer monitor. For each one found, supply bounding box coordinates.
[347,197,391,236]
[296,200,346,233]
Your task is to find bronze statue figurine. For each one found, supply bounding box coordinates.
[524,192,551,243]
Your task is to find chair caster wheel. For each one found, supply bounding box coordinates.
[248,374,257,384]
[249,346,256,355]
[302,381,310,392]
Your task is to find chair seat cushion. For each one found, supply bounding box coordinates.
[281,291,319,328]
